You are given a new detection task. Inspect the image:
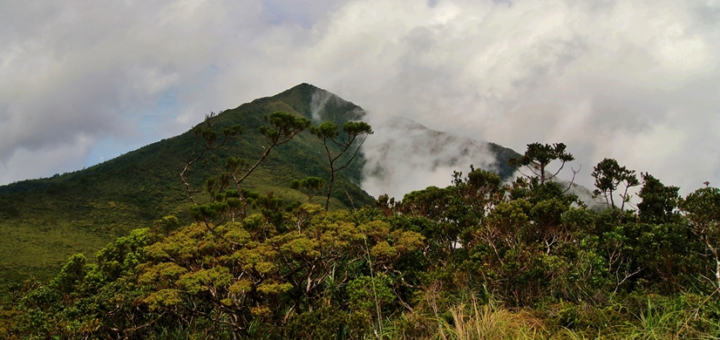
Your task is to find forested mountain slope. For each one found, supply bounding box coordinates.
[0,83,374,283]
[0,83,522,285]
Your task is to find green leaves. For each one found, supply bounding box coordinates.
[259,111,311,143]
[50,253,87,294]
[308,120,372,140]
[188,202,228,221]
[680,187,720,229]
[679,186,720,287]
[638,173,680,224]
[290,176,326,202]
[310,119,373,210]
[309,121,339,139]
[143,289,182,311]
[591,158,639,210]
[509,142,574,185]
[342,121,373,136]
[152,215,180,236]
[177,266,233,294]
[347,274,395,314]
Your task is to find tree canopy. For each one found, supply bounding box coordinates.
[5,129,720,339]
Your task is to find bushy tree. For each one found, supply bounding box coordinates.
[291,176,326,203]
[637,173,680,224]
[680,186,720,288]
[591,158,639,210]
[509,142,575,185]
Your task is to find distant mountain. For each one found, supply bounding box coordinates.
[0,83,523,285]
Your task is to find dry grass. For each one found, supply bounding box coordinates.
[435,298,547,340]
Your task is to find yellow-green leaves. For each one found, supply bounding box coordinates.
[177,266,232,294]
[359,220,390,240]
[359,220,424,261]
[132,209,431,335]
[371,241,397,258]
[257,282,292,295]
[486,199,531,233]
[222,222,251,244]
[238,245,278,274]
[280,237,321,257]
[393,231,424,253]
[228,279,253,295]
[138,262,188,285]
[369,231,424,261]
[144,289,182,311]
[255,261,276,274]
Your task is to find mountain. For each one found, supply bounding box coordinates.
[0,84,373,284]
[0,83,522,285]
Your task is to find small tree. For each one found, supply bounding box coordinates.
[291,176,325,203]
[509,143,575,186]
[180,112,242,204]
[591,158,640,210]
[231,111,312,186]
[182,111,310,233]
[637,173,680,224]
[310,121,373,210]
[151,215,181,237]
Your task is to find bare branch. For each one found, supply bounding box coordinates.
[562,164,582,194]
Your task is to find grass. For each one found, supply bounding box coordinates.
[434,298,547,340]
[371,291,720,340]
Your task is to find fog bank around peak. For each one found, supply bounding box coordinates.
[360,115,500,199]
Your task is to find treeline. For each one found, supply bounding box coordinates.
[2,114,720,339]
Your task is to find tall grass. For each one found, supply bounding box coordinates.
[388,292,720,340]
[435,298,546,340]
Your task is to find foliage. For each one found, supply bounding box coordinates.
[291,176,326,203]
[509,143,575,185]
[4,102,720,339]
[680,186,720,288]
[591,158,639,210]
[637,172,680,224]
[7,208,425,339]
[0,84,375,285]
[310,120,373,210]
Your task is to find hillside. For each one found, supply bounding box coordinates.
[0,83,374,284]
[6,87,718,340]
[0,83,523,285]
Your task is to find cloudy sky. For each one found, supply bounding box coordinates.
[2,0,720,198]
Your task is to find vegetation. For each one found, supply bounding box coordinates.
[0,84,380,284]
[3,85,717,339]
[3,122,720,339]
[310,120,374,210]
[509,142,574,185]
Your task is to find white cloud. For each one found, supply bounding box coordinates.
[0,134,96,185]
[1,0,720,197]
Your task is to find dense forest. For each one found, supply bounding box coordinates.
[3,107,720,339]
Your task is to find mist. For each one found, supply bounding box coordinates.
[360,116,500,199]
